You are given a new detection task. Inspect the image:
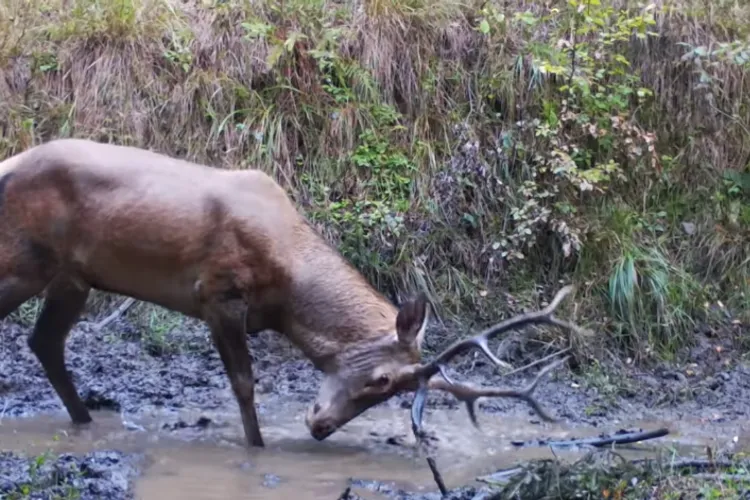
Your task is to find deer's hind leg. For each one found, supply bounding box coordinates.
[0,276,44,320]
[27,276,92,424]
[0,240,56,320]
[0,242,92,422]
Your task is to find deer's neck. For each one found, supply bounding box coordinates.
[283,229,398,371]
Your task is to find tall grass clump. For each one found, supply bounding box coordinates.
[0,0,748,363]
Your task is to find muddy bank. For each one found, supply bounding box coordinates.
[1,313,749,498]
[0,318,320,421]
[2,312,748,428]
[0,450,141,500]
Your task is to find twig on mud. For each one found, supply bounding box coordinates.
[511,428,670,450]
[426,456,448,496]
[477,467,524,485]
[631,458,748,472]
[94,297,136,331]
[500,346,572,378]
[336,486,353,500]
[691,472,750,481]
[412,427,449,496]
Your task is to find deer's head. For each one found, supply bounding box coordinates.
[304,285,582,442]
[304,294,430,441]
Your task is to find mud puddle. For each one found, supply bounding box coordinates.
[2,315,750,498]
[1,401,744,500]
[0,410,428,499]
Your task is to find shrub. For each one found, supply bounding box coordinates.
[1,0,747,361]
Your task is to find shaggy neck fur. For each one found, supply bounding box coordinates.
[283,223,399,371]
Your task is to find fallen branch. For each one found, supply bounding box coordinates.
[500,346,572,379]
[412,429,449,496]
[426,456,448,496]
[94,297,136,331]
[630,458,749,472]
[691,473,750,481]
[477,467,524,485]
[336,486,354,500]
[511,427,670,450]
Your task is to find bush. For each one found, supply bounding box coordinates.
[1,0,748,361]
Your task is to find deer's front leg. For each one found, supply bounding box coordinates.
[203,297,264,448]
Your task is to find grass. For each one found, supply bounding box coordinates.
[0,0,748,364]
[6,294,207,357]
[2,449,82,500]
[479,448,750,500]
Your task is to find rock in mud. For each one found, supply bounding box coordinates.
[0,450,141,499]
[261,473,282,488]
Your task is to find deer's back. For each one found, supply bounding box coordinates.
[0,139,301,314]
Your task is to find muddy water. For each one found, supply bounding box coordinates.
[2,319,750,498]
[2,398,746,500]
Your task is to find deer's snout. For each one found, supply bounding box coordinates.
[309,422,336,441]
[305,401,338,441]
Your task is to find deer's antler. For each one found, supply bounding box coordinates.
[408,285,584,436]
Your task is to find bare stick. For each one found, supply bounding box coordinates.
[94,297,136,331]
[511,427,670,449]
[691,473,750,481]
[426,456,448,496]
[336,487,352,500]
[629,458,745,471]
[500,346,572,379]
[412,427,449,496]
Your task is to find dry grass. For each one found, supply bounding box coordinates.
[0,0,748,362]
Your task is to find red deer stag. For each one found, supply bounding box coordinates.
[0,139,583,448]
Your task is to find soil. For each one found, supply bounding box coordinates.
[0,311,748,499]
[0,450,141,500]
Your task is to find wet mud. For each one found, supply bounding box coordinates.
[1,314,749,499]
[0,450,141,500]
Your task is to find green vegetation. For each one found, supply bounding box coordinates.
[3,449,82,500]
[479,449,750,499]
[1,0,748,362]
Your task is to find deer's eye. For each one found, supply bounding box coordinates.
[367,374,390,388]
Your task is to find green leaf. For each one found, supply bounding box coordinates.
[284,31,308,52]
[241,22,272,39]
[694,46,708,57]
[614,54,631,66]
[479,19,490,34]
[266,45,284,68]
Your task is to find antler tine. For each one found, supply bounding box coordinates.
[409,285,582,436]
[415,285,577,381]
[413,355,571,435]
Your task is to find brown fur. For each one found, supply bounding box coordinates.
[0,138,431,447]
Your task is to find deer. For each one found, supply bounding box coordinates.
[0,138,585,449]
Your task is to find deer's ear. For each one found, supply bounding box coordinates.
[396,293,430,350]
